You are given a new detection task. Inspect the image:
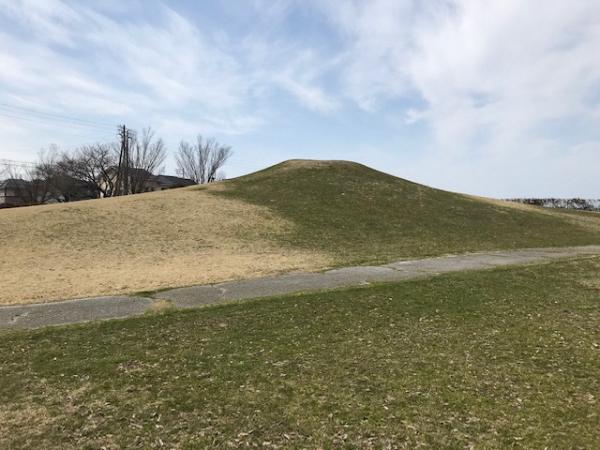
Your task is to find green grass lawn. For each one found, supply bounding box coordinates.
[214,160,600,264]
[2,257,599,449]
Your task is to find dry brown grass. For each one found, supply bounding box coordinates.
[3,164,599,306]
[0,402,54,440]
[0,186,331,305]
[576,258,600,290]
[0,382,121,450]
[468,195,600,231]
[146,299,175,313]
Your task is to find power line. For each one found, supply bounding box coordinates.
[0,110,116,133]
[0,103,117,130]
[0,158,36,167]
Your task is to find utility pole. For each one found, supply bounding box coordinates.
[115,125,133,196]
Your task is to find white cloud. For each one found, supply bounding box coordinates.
[1,0,599,196]
[268,49,341,113]
[0,0,268,154]
[0,0,344,157]
[313,0,600,195]
[410,1,600,151]
[312,0,417,110]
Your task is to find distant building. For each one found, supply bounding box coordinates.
[151,174,197,190]
[0,179,31,208]
[0,172,196,208]
[0,176,95,208]
[99,169,197,197]
[134,173,196,192]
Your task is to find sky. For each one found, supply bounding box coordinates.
[0,0,599,198]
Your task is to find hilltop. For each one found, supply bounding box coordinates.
[215,159,600,263]
[1,159,599,304]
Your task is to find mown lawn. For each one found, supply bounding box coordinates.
[1,257,599,449]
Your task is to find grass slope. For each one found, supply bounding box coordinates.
[2,257,599,448]
[215,159,600,264]
[1,158,599,304]
[0,187,329,304]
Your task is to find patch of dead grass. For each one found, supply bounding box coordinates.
[0,402,54,438]
[574,256,600,290]
[0,382,124,450]
[0,187,331,305]
[146,299,175,314]
[468,195,600,232]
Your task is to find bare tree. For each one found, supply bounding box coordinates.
[0,162,8,179]
[2,160,51,206]
[56,143,117,198]
[175,141,201,183]
[35,148,97,202]
[175,135,232,184]
[128,127,166,194]
[35,148,63,201]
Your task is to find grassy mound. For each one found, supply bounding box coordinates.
[214,159,600,264]
[1,158,598,304]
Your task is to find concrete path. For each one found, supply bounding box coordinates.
[2,245,600,330]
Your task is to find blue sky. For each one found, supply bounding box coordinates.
[0,0,599,197]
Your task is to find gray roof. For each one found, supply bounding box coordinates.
[152,175,196,188]
[0,178,30,189]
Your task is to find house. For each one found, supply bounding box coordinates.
[100,168,197,197]
[151,175,196,190]
[0,176,97,208]
[1,171,197,207]
[46,175,97,203]
[0,179,30,208]
[133,174,196,192]
[134,171,196,192]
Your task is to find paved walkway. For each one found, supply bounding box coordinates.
[2,245,600,330]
